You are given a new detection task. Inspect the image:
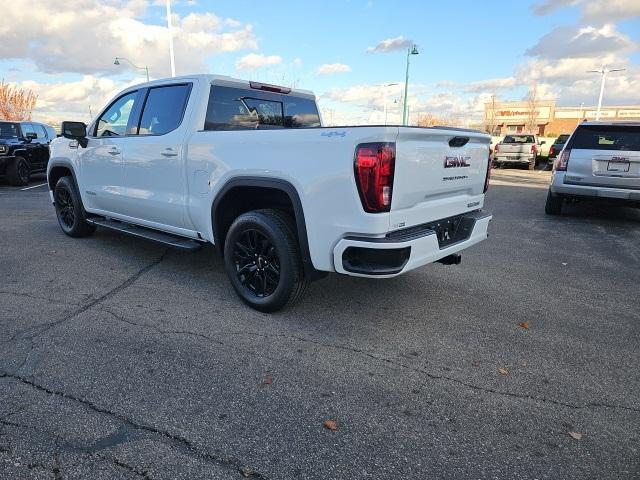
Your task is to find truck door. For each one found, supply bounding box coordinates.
[118,83,192,229]
[79,90,140,215]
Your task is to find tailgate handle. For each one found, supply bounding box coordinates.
[449,136,469,148]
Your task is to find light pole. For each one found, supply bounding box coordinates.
[587,67,625,120]
[114,57,149,82]
[402,45,419,126]
[166,0,176,77]
[378,83,399,125]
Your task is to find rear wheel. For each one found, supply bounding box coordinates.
[7,156,30,186]
[545,190,563,215]
[528,159,536,171]
[54,176,96,237]
[223,209,308,312]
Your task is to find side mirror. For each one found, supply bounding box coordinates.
[25,132,37,142]
[61,121,88,148]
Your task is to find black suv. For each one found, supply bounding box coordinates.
[0,121,57,186]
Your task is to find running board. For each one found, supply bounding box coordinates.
[86,218,203,251]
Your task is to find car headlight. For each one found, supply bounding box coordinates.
[0,145,7,155]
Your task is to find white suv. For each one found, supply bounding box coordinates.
[546,121,640,214]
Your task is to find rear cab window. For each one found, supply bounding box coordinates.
[137,84,191,135]
[503,135,535,144]
[204,85,321,131]
[570,125,640,151]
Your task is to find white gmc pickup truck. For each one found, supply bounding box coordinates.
[48,74,492,311]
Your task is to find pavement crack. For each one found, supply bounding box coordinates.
[0,371,268,479]
[217,331,640,414]
[0,290,82,307]
[109,456,152,479]
[10,249,170,343]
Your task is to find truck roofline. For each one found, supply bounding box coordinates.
[126,73,316,100]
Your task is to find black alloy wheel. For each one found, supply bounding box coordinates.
[53,176,96,237]
[233,228,281,297]
[55,186,75,230]
[223,209,308,312]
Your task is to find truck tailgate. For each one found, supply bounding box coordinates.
[391,128,491,229]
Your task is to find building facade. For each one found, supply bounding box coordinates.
[484,100,640,136]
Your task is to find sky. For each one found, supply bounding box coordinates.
[0,0,638,126]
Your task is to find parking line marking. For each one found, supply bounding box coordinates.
[20,183,48,191]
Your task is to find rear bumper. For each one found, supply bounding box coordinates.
[550,172,640,201]
[493,154,535,164]
[333,210,492,278]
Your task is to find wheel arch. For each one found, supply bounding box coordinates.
[48,161,79,192]
[211,176,324,281]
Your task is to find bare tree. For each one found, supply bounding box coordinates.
[0,80,37,121]
[486,94,497,135]
[416,113,459,128]
[525,82,539,134]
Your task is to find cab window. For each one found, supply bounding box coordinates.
[95,91,137,137]
[137,84,191,136]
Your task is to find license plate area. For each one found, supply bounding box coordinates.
[607,159,630,173]
[427,215,474,248]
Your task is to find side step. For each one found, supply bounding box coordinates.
[86,218,203,251]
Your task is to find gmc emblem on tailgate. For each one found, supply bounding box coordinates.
[444,156,471,168]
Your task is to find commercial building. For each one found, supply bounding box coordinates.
[483,100,640,136]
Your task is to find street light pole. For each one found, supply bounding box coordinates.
[166,0,176,77]
[114,57,150,82]
[587,67,625,120]
[402,45,419,126]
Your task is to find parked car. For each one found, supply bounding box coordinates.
[547,134,570,166]
[0,121,57,185]
[546,121,640,215]
[47,74,492,311]
[493,134,545,170]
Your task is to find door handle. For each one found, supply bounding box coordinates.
[108,148,121,155]
[161,149,178,157]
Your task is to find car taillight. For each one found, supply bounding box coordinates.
[354,142,395,213]
[549,145,555,157]
[494,144,499,153]
[530,144,538,154]
[555,148,570,171]
[484,149,491,193]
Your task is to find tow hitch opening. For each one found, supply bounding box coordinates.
[437,254,462,265]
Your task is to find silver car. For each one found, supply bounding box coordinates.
[546,121,640,214]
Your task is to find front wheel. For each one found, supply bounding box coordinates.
[54,176,96,237]
[223,209,308,312]
[7,156,30,186]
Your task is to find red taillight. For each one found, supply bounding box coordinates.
[530,144,538,155]
[549,145,555,157]
[494,144,499,153]
[354,142,395,213]
[484,150,491,193]
[249,81,291,94]
[555,148,570,171]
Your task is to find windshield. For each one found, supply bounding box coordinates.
[503,135,535,144]
[0,122,20,138]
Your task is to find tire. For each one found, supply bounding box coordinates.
[7,156,30,186]
[545,190,563,215]
[54,176,96,237]
[223,209,308,312]
[528,159,536,171]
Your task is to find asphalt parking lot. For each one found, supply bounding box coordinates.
[1,170,639,480]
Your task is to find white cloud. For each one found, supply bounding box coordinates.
[235,53,283,71]
[532,0,640,22]
[526,24,636,59]
[0,0,257,77]
[18,75,138,124]
[464,77,518,93]
[317,63,351,75]
[366,36,413,53]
